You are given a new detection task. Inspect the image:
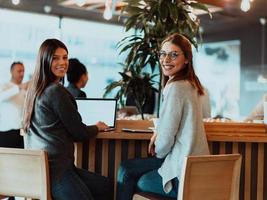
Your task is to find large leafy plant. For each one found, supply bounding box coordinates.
[104,66,158,119]
[104,0,211,118]
[120,0,211,72]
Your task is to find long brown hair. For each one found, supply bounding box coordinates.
[160,33,204,95]
[22,39,68,133]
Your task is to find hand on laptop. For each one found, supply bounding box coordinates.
[96,121,109,131]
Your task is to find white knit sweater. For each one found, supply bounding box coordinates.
[155,80,210,193]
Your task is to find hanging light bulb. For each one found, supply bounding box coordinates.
[240,0,250,12]
[74,0,86,7]
[103,0,113,20]
[257,18,267,83]
[11,0,20,5]
[260,18,267,26]
[54,17,62,40]
[103,7,112,20]
[43,5,52,13]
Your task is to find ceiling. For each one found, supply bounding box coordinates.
[198,0,267,35]
[0,0,266,35]
[59,0,125,14]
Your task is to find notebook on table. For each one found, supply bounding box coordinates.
[76,98,117,131]
[122,128,153,133]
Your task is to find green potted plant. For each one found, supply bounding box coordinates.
[104,65,158,119]
[104,0,211,118]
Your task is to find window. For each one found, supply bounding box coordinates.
[0,9,131,98]
[194,40,241,119]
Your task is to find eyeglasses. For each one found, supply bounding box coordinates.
[158,51,183,61]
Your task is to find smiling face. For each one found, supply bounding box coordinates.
[51,48,69,82]
[160,41,188,79]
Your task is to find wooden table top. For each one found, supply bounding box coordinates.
[96,120,267,142]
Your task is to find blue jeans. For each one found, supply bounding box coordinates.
[116,157,178,200]
[52,166,113,200]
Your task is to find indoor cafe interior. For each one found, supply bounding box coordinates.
[0,0,267,200]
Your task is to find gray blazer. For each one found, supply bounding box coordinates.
[24,83,98,181]
[155,81,210,193]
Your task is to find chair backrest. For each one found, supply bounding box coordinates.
[0,147,52,200]
[178,154,242,200]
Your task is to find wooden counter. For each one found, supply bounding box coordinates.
[74,120,267,200]
[204,122,267,200]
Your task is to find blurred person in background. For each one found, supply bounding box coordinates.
[0,61,29,148]
[245,93,267,121]
[66,58,88,98]
[66,58,90,169]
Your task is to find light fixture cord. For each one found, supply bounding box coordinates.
[261,21,266,74]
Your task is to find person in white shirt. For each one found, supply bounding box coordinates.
[0,61,28,148]
[245,93,267,121]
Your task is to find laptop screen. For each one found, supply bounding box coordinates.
[76,98,117,128]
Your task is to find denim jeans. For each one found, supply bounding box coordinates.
[116,157,178,200]
[52,166,113,200]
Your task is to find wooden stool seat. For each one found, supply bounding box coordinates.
[132,154,242,200]
[0,148,52,200]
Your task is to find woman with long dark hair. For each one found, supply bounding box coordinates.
[22,39,112,200]
[116,33,210,199]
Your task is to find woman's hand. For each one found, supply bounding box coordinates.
[148,132,157,156]
[96,121,109,131]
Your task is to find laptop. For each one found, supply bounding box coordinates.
[76,98,117,130]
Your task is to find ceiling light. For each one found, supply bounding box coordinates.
[43,5,52,13]
[260,18,267,26]
[11,0,20,5]
[103,7,112,20]
[257,18,266,83]
[103,0,113,20]
[240,0,250,12]
[199,26,204,34]
[74,0,86,7]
